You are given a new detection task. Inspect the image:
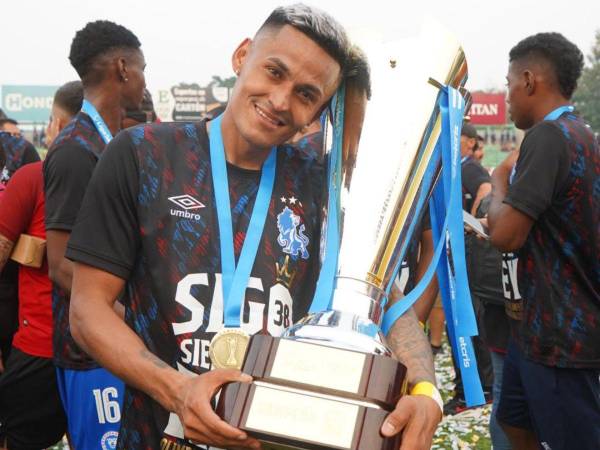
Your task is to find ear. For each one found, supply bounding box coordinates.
[523,70,536,96]
[232,38,252,76]
[117,56,129,82]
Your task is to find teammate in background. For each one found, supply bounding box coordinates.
[473,135,485,163]
[461,123,491,215]
[46,81,84,147]
[43,21,145,449]
[489,32,600,450]
[66,5,441,449]
[0,129,40,183]
[0,119,22,138]
[0,80,83,450]
[121,88,158,129]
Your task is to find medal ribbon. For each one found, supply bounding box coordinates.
[81,99,113,144]
[209,114,277,328]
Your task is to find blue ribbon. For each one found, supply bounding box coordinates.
[310,85,345,313]
[382,86,485,407]
[209,114,277,328]
[81,99,113,144]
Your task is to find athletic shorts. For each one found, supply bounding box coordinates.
[55,366,125,450]
[0,347,67,450]
[497,340,600,450]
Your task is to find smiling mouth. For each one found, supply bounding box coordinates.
[255,104,284,127]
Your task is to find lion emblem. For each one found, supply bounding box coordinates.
[277,206,310,259]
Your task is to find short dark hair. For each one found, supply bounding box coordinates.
[53,81,84,117]
[509,32,584,99]
[345,45,371,100]
[258,4,349,73]
[69,20,141,84]
[0,118,18,129]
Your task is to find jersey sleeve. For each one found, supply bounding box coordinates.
[462,161,491,199]
[43,142,97,231]
[65,131,141,280]
[0,164,38,242]
[504,122,570,220]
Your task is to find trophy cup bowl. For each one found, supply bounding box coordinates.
[217,20,468,450]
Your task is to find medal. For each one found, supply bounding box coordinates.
[209,328,250,370]
[207,113,276,369]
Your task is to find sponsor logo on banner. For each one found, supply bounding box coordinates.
[469,92,507,125]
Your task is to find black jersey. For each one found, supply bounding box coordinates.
[66,121,323,449]
[44,112,106,369]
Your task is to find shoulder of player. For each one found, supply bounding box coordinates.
[522,120,567,149]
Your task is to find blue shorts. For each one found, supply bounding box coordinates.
[55,366,124,450]
[497,340,600,450]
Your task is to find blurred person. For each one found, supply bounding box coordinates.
[121,88,157,129]
[0,80,82,450]
[46,81,84,147]
[0,119,21,138]
[466,195,512,450]
[0,131,40,381]
[66,5,441,449]
[0,129,40,183]
[473,135,485,163]
[43,21,146,450]
[489,32,599,450]
[461,123,491,214]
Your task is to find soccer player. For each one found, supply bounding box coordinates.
[489,32,600,449]
[43,21,146,449]
[67,5,441,449]
[0,80,83,450]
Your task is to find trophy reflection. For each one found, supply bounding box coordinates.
[217,21,468,450]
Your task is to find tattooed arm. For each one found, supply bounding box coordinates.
[0,233,15,274]
[379,286,441,450]
[386,306,436,387]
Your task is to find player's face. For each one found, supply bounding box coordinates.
[121,50,147,111]
[506,61,533,130]
[1,122,21,137]
[227,25,341,150]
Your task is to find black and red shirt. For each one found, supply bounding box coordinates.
[43,112,106,369]
[504,111,600,368]
[0,162,53,358]
[66,120,323,449]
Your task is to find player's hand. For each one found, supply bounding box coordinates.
[174,368,261,449]
[381,393,442,450]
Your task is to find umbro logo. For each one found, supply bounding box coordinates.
[168,194,204,221]
[168,194,205,210]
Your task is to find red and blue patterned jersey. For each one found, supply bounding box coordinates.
[66,120,324,448]
[44,112,106,369]
[505,111,600,368]
[0,131,40,182]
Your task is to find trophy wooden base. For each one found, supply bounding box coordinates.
[216,335,406,450]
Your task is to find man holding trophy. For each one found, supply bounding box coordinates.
[64,4,456,449]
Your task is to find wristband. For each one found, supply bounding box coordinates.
[410,381,443,416]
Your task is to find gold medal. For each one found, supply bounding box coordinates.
[208,328,250,370]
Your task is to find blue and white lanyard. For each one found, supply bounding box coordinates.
[81,99,113,144]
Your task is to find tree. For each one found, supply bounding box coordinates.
[211,75,237,89]
[573,30,600,132]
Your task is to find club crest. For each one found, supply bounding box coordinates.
[277,206,309,259]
